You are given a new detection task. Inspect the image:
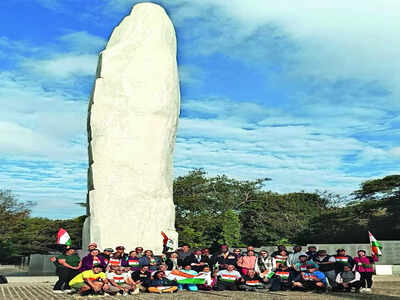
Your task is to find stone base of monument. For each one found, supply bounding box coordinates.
[376,265,393,275]
[27,254,56,276]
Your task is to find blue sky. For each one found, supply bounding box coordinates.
[1,0,399,219]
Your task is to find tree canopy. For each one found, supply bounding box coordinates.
[0,172,398,263]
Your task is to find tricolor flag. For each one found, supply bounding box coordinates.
[56,228,72,246]
[369,231,383,256]
[168,269,207,285]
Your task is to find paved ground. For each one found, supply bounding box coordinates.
[1,281,400,300]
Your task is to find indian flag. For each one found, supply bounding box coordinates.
[246,280,261,286]
[275,271,290,280]
[369,231,383,256]
[56,228,72,246]
[335,257,348,263]
[168,270,206,285]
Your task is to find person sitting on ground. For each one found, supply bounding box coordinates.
[106,266,138,295]
[274,249,289,269]
[165,252,183,271]
[146,271,178,294]
[213,264,241,291]
[306,246,318,260]
[334,249,354,274]
[255,250,276,279]
[313,250,336,288]
[334,264,361,293]
[197,266,215,291]
[126,250,141,272]
[80,248,106,272]
[292,266,327,293]
[268,264,294,291]
[353,249,378,294]
[237,250,257,275]
[131,265,151,292]
[177,265,199,291]
[151,263,170,277]
[287,246,307,269]
[238,269,269,291]
[69,265,110,296]
[184,248,209,273]
[53,247,81,294]
[211,244,237,270]
[139,250,159,271]
[293,254,319,274]
[177,244,192,261]
[98,248,113,266]
[271,245,291,258]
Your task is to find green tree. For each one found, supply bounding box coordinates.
[0,190,34,261]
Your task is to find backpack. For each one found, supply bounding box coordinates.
[0,275,7,284]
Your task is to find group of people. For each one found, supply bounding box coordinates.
[52,243,379,296]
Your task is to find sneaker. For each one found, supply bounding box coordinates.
[365,288,372,293]
[63,289,73,293]
[52,290,64,294]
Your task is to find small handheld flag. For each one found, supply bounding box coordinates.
[57,228,72,246]
[368,231,382,256]
[161,231,174,253]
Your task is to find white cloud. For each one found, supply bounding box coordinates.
[179,64,204,86]
[390,147,400,157]
[175,97,399,194]
[21,54,98,79]
[59,31,106,53]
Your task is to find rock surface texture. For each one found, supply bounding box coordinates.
[83,2,179,254]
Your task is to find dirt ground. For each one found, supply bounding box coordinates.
[1,279,400,300]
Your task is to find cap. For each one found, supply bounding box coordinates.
[88,242,97,247]
[104,248,114,252]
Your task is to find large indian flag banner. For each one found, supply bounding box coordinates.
[369,231,383,256]
[168,270,207,285]
[57,228,72,246]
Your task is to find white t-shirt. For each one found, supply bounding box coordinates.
[107,272,130,285]
[217,270,241,283]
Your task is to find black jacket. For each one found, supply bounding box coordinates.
[211,252,237,270]
[184,254,210,272]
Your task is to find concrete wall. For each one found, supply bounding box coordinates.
[28,254,56,276]
[310,241,400,265]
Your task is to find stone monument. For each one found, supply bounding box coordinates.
[83,2,179,254]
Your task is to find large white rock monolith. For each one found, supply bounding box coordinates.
[83,2,179,254]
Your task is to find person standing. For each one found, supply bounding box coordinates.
[353,250,378,293]
[177,244,192,261]
[287,246,306,268]
[237,250,257,275]
[254,250,276,279]
[139,250,159,271]
[53,247,81,293]
[80,249,106,272]
[184,248,209,273]
[334,249,354,274]
[313,250,336,288]
[211,245,237,270]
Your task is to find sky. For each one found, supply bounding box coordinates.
[1,0,399,219]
